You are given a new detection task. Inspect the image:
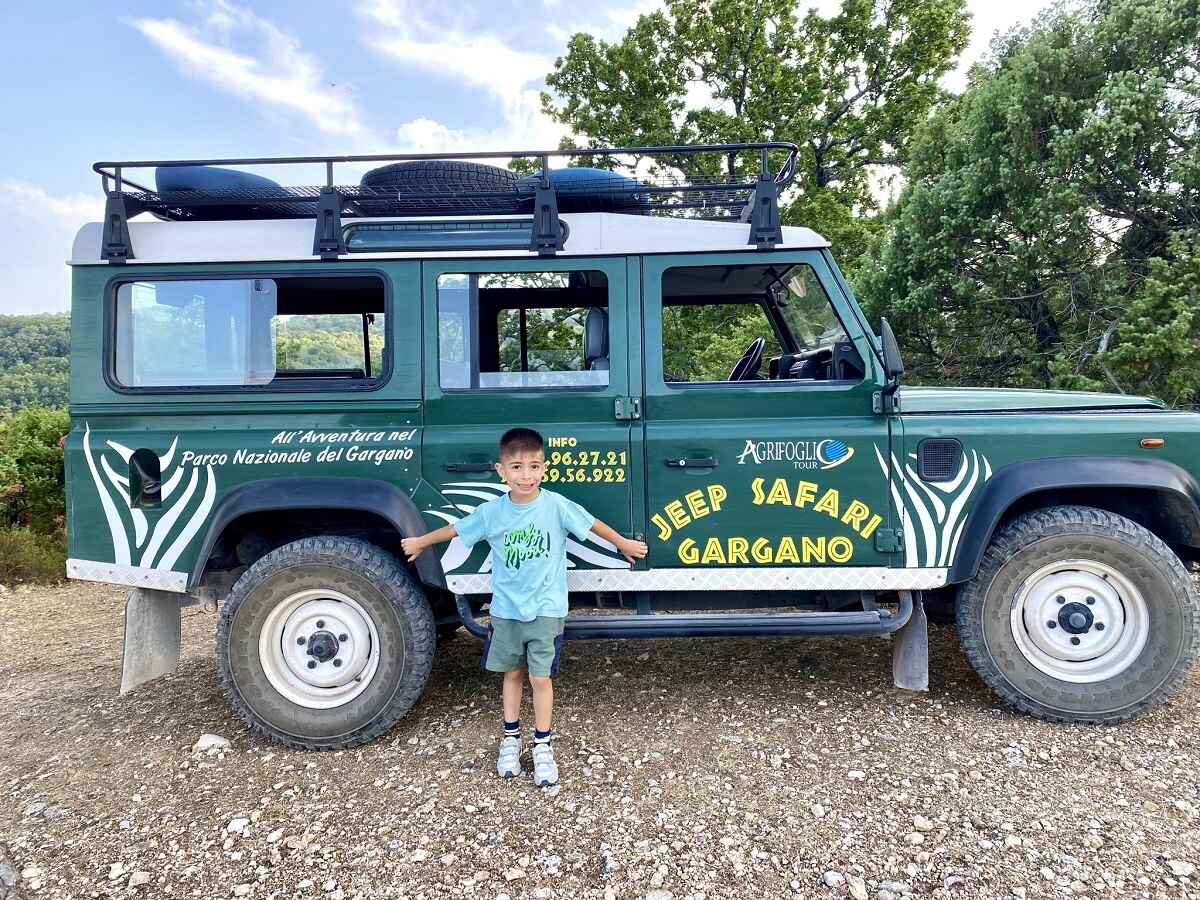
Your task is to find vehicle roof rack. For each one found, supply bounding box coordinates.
[93,142,798,263]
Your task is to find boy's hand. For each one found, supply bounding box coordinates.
[615,536,649,564]
[400,535,427,562]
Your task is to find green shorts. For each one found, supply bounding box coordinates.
[482,616,566,677]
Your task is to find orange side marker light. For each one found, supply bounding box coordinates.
[1140,438,1165,449]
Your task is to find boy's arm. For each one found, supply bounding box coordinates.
[400,524,457,562]
[590,518,649,564]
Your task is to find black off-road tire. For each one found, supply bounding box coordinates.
[216,537,435,750]
[957,505,1200,723]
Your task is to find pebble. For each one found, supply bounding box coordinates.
[1167,860,1195,877]
[811,803,826,818]
[848,875,868,900]
[108,862,126,880]
[847,770,866,780]
[646,892,673,900]
[1004,834,1021,848]
[227,817,250,833]
[822,870,845,887]
[913,815,934,832]
[128,871,152,887]
[504,868,525,881]
[233,885,252,897]
[192,733,231,753]
[905,832,924,845]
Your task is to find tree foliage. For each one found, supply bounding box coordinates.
[0,405,69,534]
[541,0,970,265]
[858,0,1200,397]
[0,314,69,412]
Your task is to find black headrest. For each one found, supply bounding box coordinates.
[584,307,608,363]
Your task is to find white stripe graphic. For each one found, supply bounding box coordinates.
[83,424,130,566]
[157,466,218,571]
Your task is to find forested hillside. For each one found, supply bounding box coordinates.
[0,314,69,412]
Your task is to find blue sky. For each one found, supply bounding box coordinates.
[0,0,1051,315]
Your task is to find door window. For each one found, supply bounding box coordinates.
[437,270,610,390]
[660,263,863,384]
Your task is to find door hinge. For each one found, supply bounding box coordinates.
[872,391,901,414]
[874,528,904,553]
[614,397,642,421]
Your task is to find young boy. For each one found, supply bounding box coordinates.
[400,427,647,786]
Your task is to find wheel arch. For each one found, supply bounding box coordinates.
[947,456,1200,583]
[189,477,447,592]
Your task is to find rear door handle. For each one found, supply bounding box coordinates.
[445,462,495,473]
[665,457,718,468]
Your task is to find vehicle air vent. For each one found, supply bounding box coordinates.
[918,439,962,482]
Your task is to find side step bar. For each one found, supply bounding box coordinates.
[454,591,913,640]
[453,591,929,693]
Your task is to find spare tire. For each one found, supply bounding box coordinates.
[360,160,525,215]
[361,160,518,192]
[518,167,650,214]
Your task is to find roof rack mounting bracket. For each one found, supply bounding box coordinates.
[530,159,565,256]
[102,192,139,263]
[313,186,345,260]
[742,173,782,249]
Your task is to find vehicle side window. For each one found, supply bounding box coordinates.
[660,263,862,384]
[437,270,610,390]
[112,275,386,389]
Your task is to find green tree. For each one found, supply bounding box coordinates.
[541,0,970,265]
[0,314,70,411]
[858,0,1200,394]
[0,406,70,533]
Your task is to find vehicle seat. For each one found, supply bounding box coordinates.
[584,307,609,371]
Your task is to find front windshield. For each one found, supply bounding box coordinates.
[774,265,846,349]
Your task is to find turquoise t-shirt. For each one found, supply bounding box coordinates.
[453,488,595,621]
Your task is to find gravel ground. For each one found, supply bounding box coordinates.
[1,582,1198,900]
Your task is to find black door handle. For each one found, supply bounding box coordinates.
[665,456,718,468]
[445,462,495,473]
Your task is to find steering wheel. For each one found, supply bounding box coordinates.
[728,337,766,381]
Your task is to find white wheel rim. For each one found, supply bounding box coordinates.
[1009,559,1149,684]
[258,588,380,709]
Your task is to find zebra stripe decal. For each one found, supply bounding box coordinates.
[427,481,630,575]
[874,444,992,568]
[82,424,216,571]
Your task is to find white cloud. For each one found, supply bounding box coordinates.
[129,1,371,140]
[360,0,566,155]
[0,180,104,221]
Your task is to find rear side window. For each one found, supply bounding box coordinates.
[437,270,609,390]
[112,275,386,390]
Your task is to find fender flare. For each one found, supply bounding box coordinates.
[947,456,1200,583]
[187,477,447,592]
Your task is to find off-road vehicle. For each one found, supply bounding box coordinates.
[65,143,1200,748]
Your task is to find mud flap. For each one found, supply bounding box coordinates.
[120,588,182,695]
[891,591,929,692]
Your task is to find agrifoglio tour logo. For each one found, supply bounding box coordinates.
[736,438,854,470]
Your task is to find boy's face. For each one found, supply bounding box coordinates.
[495,448,546,499]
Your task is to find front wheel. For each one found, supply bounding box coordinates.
[957,506,1199,723]
[216,537,435,749]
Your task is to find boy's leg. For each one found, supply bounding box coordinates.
[524,617,565,786]
[484,618,528,778]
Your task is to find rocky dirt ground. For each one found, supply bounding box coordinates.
[0,582,1198,900]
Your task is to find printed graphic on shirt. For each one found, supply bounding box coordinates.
[503,522,550,570]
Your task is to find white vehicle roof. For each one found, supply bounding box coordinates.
[69,213,828,266]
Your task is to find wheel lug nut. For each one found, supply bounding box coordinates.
[1070,637,1080,645]
[339,633,349,642]
[307,660,317,669]
[297,636,306,645]
[1047,621,1057,629]
[1055,595,1065,604]
[1096,622,1105,631]
[1086,596,1095,605]
[333,659,343,667]
[316,620,326,629]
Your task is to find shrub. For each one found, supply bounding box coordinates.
[0,526,66,584]
[0,405,69,533]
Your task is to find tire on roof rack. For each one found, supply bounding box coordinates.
[360,160,524,214]
[518,167,651,215]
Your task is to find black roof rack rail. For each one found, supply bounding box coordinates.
[92,142,798,263]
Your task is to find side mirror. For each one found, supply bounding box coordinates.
[880,317,904,382]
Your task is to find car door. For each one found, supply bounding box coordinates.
[420,257,639,594]
[640,251,898,589]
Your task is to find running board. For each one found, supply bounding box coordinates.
[454,592,914,640]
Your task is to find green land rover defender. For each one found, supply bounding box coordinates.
[65,144,1199,748]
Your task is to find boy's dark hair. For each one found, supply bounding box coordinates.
[499,427,544,459]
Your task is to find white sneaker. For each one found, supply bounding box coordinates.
[532,742,558,786]
[497,736,521,778]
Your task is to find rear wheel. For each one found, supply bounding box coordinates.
[216,537,435,749]
[957,505,1199,723]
